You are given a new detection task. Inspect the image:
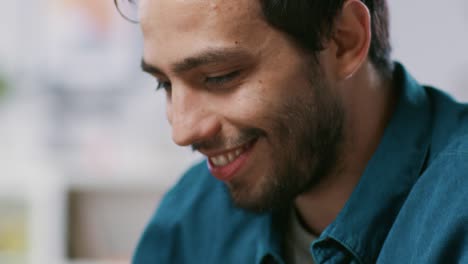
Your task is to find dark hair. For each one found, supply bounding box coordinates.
[115,0,391,75]
[260,0,392,77]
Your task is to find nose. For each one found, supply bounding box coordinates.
[167,86,221,147]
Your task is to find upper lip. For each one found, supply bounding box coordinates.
[198,138,257,157]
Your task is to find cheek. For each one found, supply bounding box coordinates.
[221,82,283,126]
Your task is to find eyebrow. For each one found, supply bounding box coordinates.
[141,48,251,76]
[141,59,164,75]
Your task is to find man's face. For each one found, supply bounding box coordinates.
[140,0,345,212]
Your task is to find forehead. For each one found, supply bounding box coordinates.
[140,0,261,30]
[139,0,273,69]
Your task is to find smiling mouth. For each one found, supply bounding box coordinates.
[209,139,256,167]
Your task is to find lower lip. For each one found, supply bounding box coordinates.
[207,140,257,182]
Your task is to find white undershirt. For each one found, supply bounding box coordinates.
[285,210,317,264]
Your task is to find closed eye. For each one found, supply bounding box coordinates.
[205,70,241,85]
[154,70,241,92]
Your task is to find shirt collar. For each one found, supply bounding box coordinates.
[256,63,433,264]
[312,62,432,263]
[255,210,288,264]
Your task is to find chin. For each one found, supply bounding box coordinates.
[227,169,295,213]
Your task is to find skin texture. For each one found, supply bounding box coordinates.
[139,0,396,234]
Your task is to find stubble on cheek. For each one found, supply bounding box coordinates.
[226,77,345,213]
[225,96,312,212]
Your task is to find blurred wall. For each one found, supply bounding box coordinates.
[0,1,466,264]
[389,0,468,100]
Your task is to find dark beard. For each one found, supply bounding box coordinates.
[228,73,345,213]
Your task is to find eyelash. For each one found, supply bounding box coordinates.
[205,70,241,85]
[156,80,171,91]
[154,71,241,92]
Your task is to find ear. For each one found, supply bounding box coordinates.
[330,0,371,80]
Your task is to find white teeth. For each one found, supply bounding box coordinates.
[227,153,235,162]
[235,149,242,156]
[210,145,247,167]
[211,156,225,167]
[211,157,220,166]
[218,155,228,165]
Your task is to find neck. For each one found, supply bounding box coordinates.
[294,62,396,235]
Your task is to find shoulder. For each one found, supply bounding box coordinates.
[416,88,468,219]
[133,160,266,264]
[381,88,468,262]
[424,86,468,186]
[385,144,468,262]
[420,131,468,206]
[425,86,468,155]
[380,145,468,263]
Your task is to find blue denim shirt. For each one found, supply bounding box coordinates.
[133,63,468,264]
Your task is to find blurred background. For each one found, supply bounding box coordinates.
[0,1,467,264]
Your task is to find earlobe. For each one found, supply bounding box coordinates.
[332,0,371,80]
